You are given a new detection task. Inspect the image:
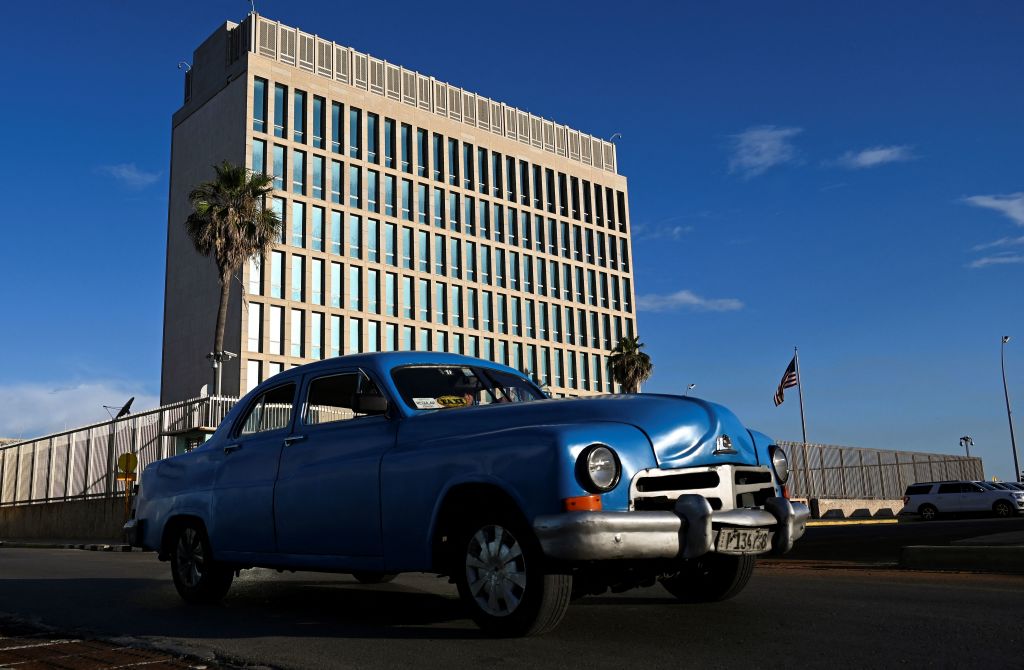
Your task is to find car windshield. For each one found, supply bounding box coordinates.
[975,481,997,490]
[391,365,545,411]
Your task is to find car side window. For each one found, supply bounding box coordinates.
[937,483,960,494]
[305,373,360,425]
[238,383,296,436]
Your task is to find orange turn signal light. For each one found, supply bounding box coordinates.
[782,485,790,500]
[564,495,602,512]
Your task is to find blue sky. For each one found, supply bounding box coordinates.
[1,1,1022,478]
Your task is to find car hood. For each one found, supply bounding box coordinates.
[405,393,761,469]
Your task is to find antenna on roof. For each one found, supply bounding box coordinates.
[177,62,191,72]
[609,132,623,142]
[103,397,134,421]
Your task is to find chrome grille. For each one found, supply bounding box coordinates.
[629,464,776,512]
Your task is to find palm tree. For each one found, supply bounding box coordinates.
[607,336,653,393]
[186,161,281,395]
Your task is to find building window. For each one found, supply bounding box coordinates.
[384,117,396,168]
[477,147,488,194]
[330,261,342,308]
[368,170,379,213]
[464,195,475,235]
[312,96,325,149]
[385,272,397,316]
[520,160,530,206]
[331,101,343,153]
[465,241,476,281]
[479,201,490,239]
[367,269,379,314]
[532,165,542,210]
[449,192,460,231]
[402,325,413,350]
[367,218,380,263]
[367,112,379,164]
[269,305,283,355]
[248,257,263,295]
[482,291,493,331]
[293,90,306,143]
[311,258,323,305]
[272,145,285,190]
[291,201,305,248]
[434,187,444,228]
[448,138,459,186]
[330,160,342,204]
[292,149,306,195]
[401,123,412,173]
[384,222,397,266]
[558,173,568,217]
[290,309,304,357]
[463,142,474,190]
[385,174,396,216]
[401,179,413,221]
[452,284,463,327]
[494,204,504,242]
[419,328,431,351]
[492,151,503,198]
[418,278,431,321]
[417,128,428,178]
[450,238,461,278]
[349,107,362,159]
[311,312,323,359]
[417,183,428,225]
[291,255,304,301]
[312,155,324,200]
[417,230,429,272]
[480,245,491,285]
[273,83,287,138]
[402,275,413,318]
[271,251,284,298]
[330,315,342,357]
[247,303,262,353]
[246,360,261,394]
[252,139,266,174]
[432,133,444,181]
[348,317,362,353]
[435,282,447,324]
[253,78,268,133]
[349,266,362,310]
[329,211,342,255]
[384,323,397,351]
[349,165,361,208]
[494,249,505,288]
[467,288,478,329]
[434,234,446,276]
[496,294,507,334]
[506,156,517,202]
[349,214,362,258]
[582,180,592,222]
[401,227,413,269]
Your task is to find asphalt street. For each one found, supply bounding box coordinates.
[1,543,1022,669]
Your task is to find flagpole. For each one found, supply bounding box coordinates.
[794,346,808,445]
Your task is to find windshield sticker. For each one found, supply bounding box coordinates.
[437,395,468,408]
[413,397,442,409]
[461,367,474,377]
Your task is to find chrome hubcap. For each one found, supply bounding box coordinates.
[465,524,527,617]
[175,528,205,588]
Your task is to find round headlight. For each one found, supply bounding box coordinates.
[770,446,790,485]
[576,445,621,493]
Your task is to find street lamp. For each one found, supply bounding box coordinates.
[959,436,973,458]
[684,383,696,397]
[1001,336,1020,482]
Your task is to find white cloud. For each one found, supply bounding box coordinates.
[963,192,1024,227]
[633,223,694,241]
[98,163,162,188]
[972,235,1024,252]
[728,126,802,178]
[637,290,744,313]
[834,145,915,169]
[967,254,1024,269]
[0,381,159,441]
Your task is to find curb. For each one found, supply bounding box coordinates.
[0,541,135,552]
[899,545,1024,574]
[807,519,900,527]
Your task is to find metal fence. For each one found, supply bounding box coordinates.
[1,397,987,506]
[0,396,237,507]
[782,440,985,500]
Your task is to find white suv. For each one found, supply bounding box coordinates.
[901,480,1024,520]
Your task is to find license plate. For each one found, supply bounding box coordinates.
[716,528,770,555]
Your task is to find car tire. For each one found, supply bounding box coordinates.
[993,501,1014,518]
[660,553,755,603]
[454,512,572,637]
[352,572,398,584]
[169,522,233,605]
[918,504,938,521]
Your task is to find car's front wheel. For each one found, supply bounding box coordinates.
[660,553,755,602]
[169,522,233,604]
[993,500,1014,518]
[454,513,572,637]
[919,504,938,521]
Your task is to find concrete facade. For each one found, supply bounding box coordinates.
[161,14,638,403]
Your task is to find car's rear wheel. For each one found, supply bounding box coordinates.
[454,513,572,637]
[919,504,938,521]
[169,522,233,604]
[993,500,1014,518]
[660,553,755,603]
[352,572,397,584]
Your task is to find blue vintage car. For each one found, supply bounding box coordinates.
[126,352,808,636]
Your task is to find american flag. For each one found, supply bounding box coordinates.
[774,356,798,406]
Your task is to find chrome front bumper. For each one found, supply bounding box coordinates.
[533,495,809,562]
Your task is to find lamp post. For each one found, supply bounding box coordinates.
[959,436,973,458]
[684,383,696,397]
[1002,336,1020,482]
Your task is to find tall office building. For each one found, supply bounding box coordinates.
[161,14,637,403]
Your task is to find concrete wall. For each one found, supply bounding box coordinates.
[0,499,127,542]
[809,498,904,519]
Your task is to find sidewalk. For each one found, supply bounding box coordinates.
[0,539,136,552]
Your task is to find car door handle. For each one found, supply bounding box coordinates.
[223,444,243,454]
[284,435,307,447]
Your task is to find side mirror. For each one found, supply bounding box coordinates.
[354,393,388,415]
